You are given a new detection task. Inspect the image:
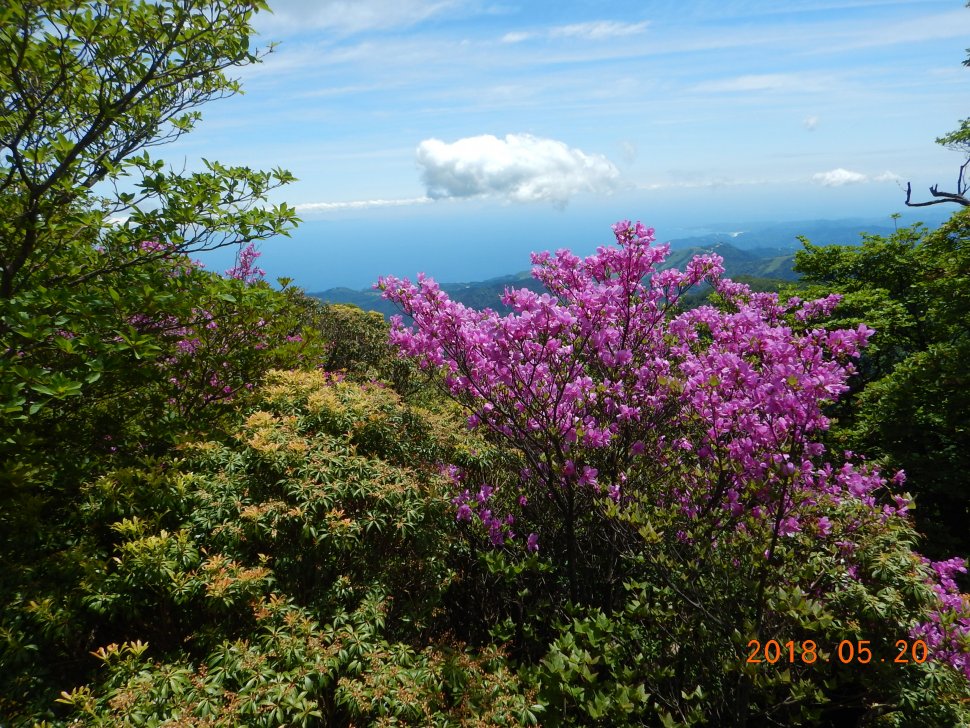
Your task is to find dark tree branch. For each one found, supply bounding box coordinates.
[905,158,970,207]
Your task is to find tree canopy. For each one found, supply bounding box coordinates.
[794,210,970,559]
[1,0,298,423]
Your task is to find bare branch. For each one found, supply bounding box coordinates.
[904,180,970,208]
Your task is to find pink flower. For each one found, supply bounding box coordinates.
[526,533,539,553]
[377,217,970,679]
[225,243,266,284]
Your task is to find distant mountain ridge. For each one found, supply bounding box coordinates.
[310,215,944,317]
[664,217,902,252]
[312,241,798,319]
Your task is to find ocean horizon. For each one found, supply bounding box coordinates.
[197,203,950,294]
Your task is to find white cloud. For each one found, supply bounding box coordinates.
[499,19,648,44]
[416,133,620,206]
[811,168,869,187]
[256,0,457,34]
[294,197,432,212]
[873,170,902,183]
[500,31,532,44]
[803,115,819,131]
[819,8,970,53]
[693,73,828,94]
[549,20,649,40]
[811,169,903,187]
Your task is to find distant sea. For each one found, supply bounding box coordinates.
[196,203,950,293]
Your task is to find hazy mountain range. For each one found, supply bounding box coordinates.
[310,216,941,318]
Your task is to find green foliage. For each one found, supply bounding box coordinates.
[3,370,533,724]
[938,118,970,153]
[3,2,968,724]
[793,210,970,557]
[0,0,329,667]
[0,252,329,602]
[317,303,422,394]
[0,0,293,289]
[526,493,970,726]
[0,0,298,420]
[0,0,322,565]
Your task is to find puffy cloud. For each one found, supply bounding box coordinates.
[812,168,868,187]
[416,133,620,205]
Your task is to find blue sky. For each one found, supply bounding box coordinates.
[175,1,970,289]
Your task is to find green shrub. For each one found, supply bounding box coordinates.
[5,369,531,725]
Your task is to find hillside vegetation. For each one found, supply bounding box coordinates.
[1,2,968,726]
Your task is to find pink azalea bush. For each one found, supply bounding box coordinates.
[378,220,970,685]
[120,241,317,418]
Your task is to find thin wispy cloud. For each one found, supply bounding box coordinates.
[256,0,459,34]
[550,20,649,40]
[294,197,432,212]
[500,31,532,44]
[873,171,903,183]
[816,8,970,53]
[501,19,648,44]
[635,176,789,191]
[416,133,620,206]
[693,73,832,94]
[756,0,932,14]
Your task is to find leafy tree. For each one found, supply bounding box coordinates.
[0,0,310,561]
[0,4,332,719]
[794,209,970,559]
[0,0,296,423]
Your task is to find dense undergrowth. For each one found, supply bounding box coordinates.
[2,2,969,724]
[3,222,969,726]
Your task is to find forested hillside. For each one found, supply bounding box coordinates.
[2,2,968,726]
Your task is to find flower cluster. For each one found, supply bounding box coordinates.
[452,484,516,546]
[379,218,970,678]
[225,242,266,284]
[123,241,300,416]
[379,221,881,537]
[912,557,970,679]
